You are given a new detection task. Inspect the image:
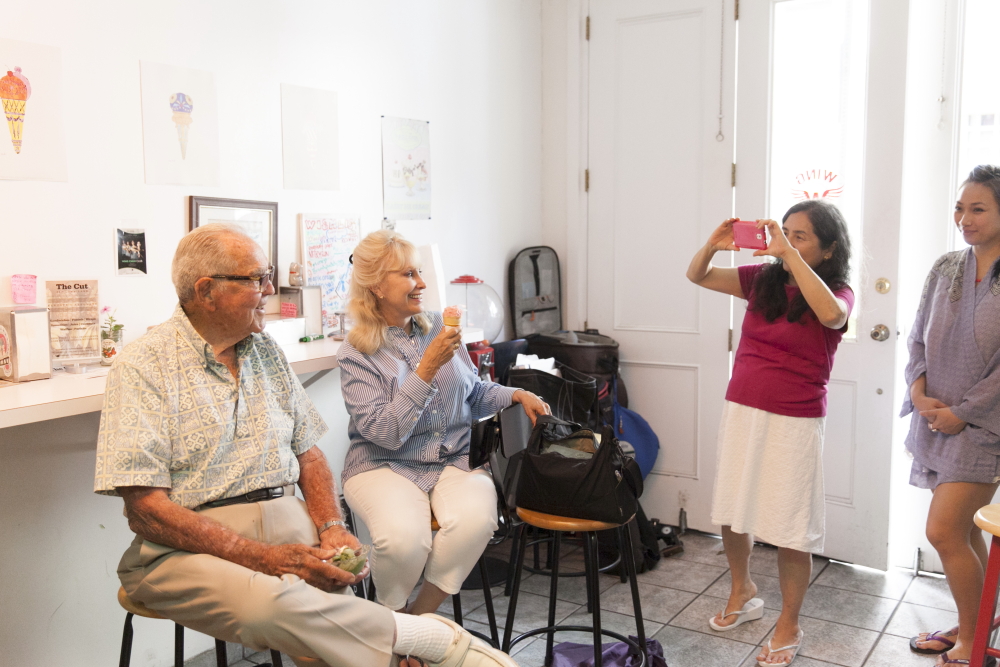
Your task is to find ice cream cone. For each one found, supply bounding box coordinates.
[172,112,192,159]
[169,93,193,160]
[0,69,30,154]
[442,305,463,328]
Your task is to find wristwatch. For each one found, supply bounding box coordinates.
[319,520,348,534]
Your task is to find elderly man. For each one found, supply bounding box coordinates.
[94,224,514,667]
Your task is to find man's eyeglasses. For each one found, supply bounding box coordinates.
[210,266,276,292]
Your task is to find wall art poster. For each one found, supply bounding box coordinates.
[46,280,100,361]
[140,61,220,186]
[0,38,67,181]
[381,116,431,221]
[281,84,339,190]
[300,214,360,331]
[117,228,147,275]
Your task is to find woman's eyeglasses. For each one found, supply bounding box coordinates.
[210,265,276,292]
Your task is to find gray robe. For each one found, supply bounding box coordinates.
[901,249,1000,484]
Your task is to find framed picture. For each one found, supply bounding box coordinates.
[188,197,278,266]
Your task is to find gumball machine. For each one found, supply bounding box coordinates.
[445,275,504,380]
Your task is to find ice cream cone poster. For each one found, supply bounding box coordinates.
[0,39,67,181]
[140,61,219,186]
[169,93,193,159]
[381,117,431,221]
[0,67,29,154]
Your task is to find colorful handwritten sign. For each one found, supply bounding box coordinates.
[299,215,360,331]
[11,273,36,303]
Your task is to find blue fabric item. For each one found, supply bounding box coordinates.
[551,637,668,667]
[613,379,659,478]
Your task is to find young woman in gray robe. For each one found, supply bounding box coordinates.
[904,165,1000,667]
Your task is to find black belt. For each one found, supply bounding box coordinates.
[198,486,288,511]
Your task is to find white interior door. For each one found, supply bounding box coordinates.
[587,0,737,533]
[734,0,908,568]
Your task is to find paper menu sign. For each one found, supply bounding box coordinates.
[46,280,100,361]
[11,274,36,303]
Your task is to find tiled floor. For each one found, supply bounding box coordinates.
[187,531,965,667]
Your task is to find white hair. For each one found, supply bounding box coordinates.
[171,223,255,303]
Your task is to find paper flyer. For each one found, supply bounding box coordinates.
[45,280,99,361]
[381,116,431,221]
[117,228,147,275]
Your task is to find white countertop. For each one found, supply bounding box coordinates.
[0,338,342,430]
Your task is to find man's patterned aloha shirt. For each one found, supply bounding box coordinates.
[94,305,328,509]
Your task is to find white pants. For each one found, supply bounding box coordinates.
[343,465,498,610]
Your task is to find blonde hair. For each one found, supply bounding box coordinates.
[172,223,254,303]
[347,230,431,354]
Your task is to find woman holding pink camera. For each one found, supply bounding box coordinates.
[686,199,854,666]
[904,165,1000,667]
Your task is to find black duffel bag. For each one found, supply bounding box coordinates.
[509,415,642,524]
[508,362,600,429]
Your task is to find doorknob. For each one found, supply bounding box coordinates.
[870,324,891,342]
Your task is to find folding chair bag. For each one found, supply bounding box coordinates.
[509,246,562,339]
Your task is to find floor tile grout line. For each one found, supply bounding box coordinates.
[857,583,910,667]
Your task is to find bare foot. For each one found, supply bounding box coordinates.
[712,580,759,628]
[757,628,802,665]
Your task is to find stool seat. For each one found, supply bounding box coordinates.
[516,507,621,533]
[118,587,165,620]
[975,504,1000,537]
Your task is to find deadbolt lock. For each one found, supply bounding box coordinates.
[875,278,891,294]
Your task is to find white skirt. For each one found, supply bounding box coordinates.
[711,401,827,553]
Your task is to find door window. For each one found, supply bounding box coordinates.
[768,0,870,337]
[953,0,1000,249]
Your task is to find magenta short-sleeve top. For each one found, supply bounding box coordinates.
[725,263,855,418]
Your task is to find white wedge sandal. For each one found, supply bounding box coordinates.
[707,597,765,632]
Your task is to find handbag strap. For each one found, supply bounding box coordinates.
[527,414,582,453]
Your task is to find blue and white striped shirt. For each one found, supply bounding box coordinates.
[339,311,518,492]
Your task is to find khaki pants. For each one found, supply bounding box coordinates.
[118,495,396,667]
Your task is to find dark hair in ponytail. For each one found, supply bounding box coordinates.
[749,199,852,328]
[961,164,1000,282]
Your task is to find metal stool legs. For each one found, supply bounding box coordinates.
[971,534,1000,667]
[118,614,223,667]
[502,520,647,667]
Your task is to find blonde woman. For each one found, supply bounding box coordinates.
[339,230,548,615]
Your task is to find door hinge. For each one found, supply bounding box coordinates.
[728,328,733,352]
[734,0,740,20]
[585,168,590,192]
[586,16,591,40]
[731,163,737,187]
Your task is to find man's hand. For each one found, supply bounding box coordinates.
[919,407,968,435]
[319,525,362,553]
[262,543,365,592]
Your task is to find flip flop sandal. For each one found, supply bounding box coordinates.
[708,597,764,632]
[757,631,803,667]
[910,629,958,655]
[936,652,999,666]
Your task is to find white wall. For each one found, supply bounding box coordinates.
[0,1,542,665]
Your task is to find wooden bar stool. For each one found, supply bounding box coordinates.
[970,505,1000,667]
[501,508,647,667]
[117,587,283,667]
